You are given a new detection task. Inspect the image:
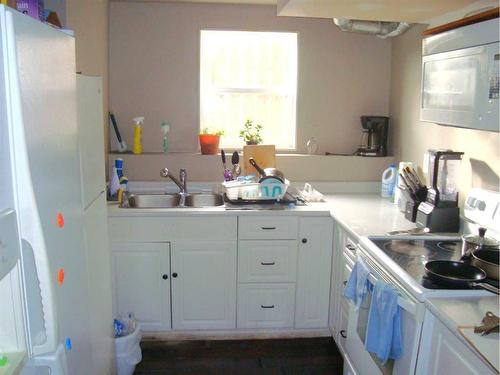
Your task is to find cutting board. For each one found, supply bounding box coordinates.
[458,326,499,372]
[243,145,276,175]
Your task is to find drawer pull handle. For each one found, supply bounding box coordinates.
[261,262,275,266]
[345,244,356,251]
[343,280,347,286]
[261,226,276,230]
[340,330,347,338]
[261,305,275,309]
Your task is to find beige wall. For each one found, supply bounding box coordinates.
[109,2,392,157]
[390,24,500,206]
[66,0,109,155]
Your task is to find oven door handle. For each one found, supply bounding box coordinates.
[366,272,417,316]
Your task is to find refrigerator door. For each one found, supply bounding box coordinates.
[82,192,115,375]
[5,7,92,374]
[77,75,106,209]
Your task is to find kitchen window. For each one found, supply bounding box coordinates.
[200,30,298,150]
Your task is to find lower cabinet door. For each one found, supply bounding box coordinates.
[417,312,496,375]
[171,241,237,330]
[296,217,333,328]
[237,284,295,329]
[111,242,171,331]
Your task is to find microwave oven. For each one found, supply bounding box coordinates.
[421,18,499,132]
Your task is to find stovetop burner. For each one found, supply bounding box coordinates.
[383,240,436,257]
[436,241,459,252]
[371,238,464,289]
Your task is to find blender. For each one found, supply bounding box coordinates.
[416,149,464,232]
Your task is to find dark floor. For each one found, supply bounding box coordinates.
[134,337,344,375]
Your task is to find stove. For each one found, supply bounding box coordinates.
[370,238,499,290]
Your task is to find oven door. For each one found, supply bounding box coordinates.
[345,248,424,375]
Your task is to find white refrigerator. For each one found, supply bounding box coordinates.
[0,5,113,375]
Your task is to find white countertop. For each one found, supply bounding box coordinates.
[108,192,418,238]
[323,194,417,239]
[426,296,499,331]
[426,296,499,372]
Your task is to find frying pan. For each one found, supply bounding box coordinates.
[472,250,499,281]
[248,158,284,183]
[424,260,499,294]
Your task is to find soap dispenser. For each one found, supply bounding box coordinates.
[132,116,144,154]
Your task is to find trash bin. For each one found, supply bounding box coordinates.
[115,323,142,375]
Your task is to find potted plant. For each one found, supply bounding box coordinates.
[199,128,225,155]
[239,119,263,145]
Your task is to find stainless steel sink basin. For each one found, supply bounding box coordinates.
[185,193,224,207]
[127,193,181,208]
[124,193,224,208]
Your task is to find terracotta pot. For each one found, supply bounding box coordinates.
[199,134,220,155]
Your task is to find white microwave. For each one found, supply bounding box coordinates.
[421,18,499,132]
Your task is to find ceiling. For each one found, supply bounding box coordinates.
[111,0,495,24]
[277,0,491,23]
[113,0,278,4]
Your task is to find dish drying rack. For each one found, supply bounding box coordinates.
[222,179,290,202]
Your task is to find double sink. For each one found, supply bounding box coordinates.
[124,193,224,208]
[122,168,224,208]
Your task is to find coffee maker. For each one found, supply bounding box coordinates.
[416,149,464,232]
[356,116,389,157]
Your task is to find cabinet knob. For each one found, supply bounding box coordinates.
[340,330,347,338]
[172,273,178,278]
[343,280,347,286]
[302,238,307,244]
[162,274,168,280]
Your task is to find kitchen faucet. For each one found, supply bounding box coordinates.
[160,168,187,206]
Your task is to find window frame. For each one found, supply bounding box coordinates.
[198,29,299,151]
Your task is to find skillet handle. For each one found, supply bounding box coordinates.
[249,158,266,177]
[474,283,500,295]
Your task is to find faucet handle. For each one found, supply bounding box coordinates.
[160,168,169,178]
[179,168,187,179]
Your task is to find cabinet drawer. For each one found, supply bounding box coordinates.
[237,284,295,329]
[238,240,297,283]
[238,216,298,240]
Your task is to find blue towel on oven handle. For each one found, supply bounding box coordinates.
[365,279,403,364]
[343,256,371,311]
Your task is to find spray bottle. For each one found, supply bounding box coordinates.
[160,121,170,153]
[132,116,144,154]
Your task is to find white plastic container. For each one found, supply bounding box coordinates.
[394,161,413,210]
[115,324,142,375]
[381,164,397,199]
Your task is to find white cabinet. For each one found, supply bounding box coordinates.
[238,240,297,283]
[239,216,298,240]
[295,217,333,329]
[329,222,355,353]
[171,241,237,330]
[109,214,335,333]
[237,283,295,329]
[416,311,496,375]
[111,242,171,331]
[329,224,346,337]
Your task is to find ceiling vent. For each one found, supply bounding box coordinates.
[333,18,411,39]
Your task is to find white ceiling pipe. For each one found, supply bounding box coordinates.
[333,18,411,38]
